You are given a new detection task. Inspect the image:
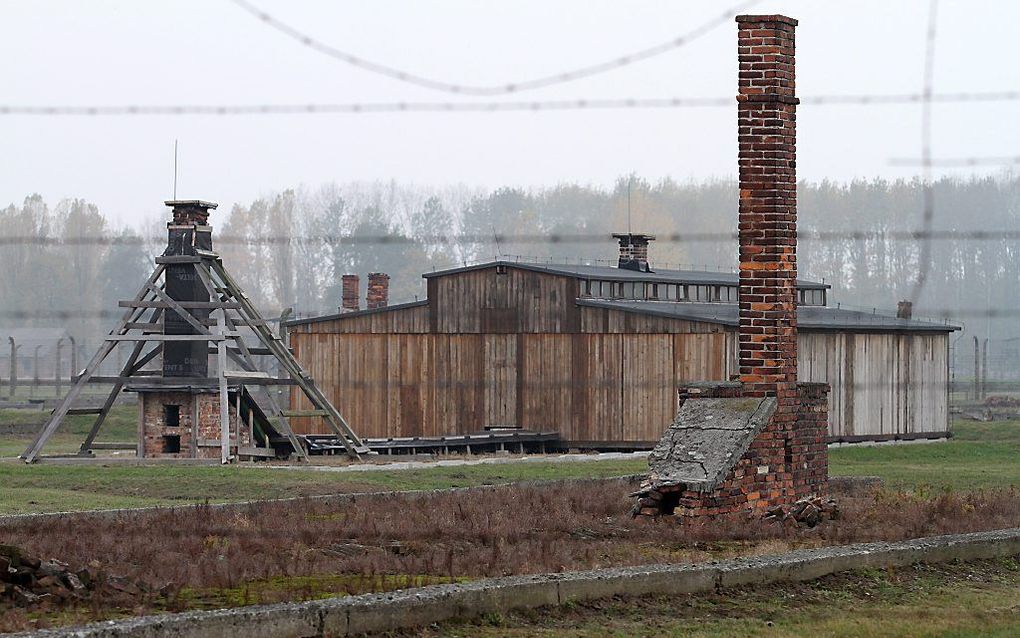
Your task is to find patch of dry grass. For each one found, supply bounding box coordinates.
[3,480,1020,632]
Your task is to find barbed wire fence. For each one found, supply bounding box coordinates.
[1,0,1017,424]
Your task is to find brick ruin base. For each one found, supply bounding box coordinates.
[138,391,252,459]
[636,381,828,518]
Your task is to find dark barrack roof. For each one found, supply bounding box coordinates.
[579,299,960,332]
[422,260,830,290]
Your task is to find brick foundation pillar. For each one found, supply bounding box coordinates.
[736,14,799,400]
[341,274,360,312]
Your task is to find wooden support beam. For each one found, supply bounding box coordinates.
[281,409,328,417]
[23,264,167,462]
[155,255,203,264]
[195,262,310,462]
[105,334,237,342]
[223,370,272,379]
[210,259,365,458]
[119,300,240,309]
[64,407,103,415]
[217,316,230,464]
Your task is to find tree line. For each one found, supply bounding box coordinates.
[2,175,1017,369]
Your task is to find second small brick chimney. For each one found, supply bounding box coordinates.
[612,233,655,272]
[897,301,913,320]
[366,273,390,310]
[341,274,360,312]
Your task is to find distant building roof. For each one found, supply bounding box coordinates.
[284,300,427,328]
[422,260,830,290]
[578,299,960,332]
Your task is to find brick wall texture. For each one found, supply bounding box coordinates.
[140,391,252,459]
[660,382,828,518]
[366,273,390,310]
[736,14,799,399]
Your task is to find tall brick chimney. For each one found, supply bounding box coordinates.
[341,274,360,312]
[366,273,390,309]
[612,233,655,272]
[736,15,799,398]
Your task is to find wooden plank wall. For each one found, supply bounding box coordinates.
[290,331,730,442]
[798,331,950,437]
[428,268,581,333]
[289,266,950,443]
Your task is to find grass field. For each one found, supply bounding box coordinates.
[2,409,1020,515]
[414,559,1020,637]
[0,404,136,457]
[828,420,1020,491]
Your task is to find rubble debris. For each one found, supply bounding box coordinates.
[984,395,1020,408]
[763,496,839,528]
[0,544,151,610]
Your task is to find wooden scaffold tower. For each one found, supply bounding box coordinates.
[21,200,368,463]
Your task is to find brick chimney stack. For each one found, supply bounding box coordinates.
[166,200,216,227]
[897,301,913,320]
[341,274,360,312]
[366,273,390,309]
[162,200,217,378]
[612,233,656,272]
[736,15,799,398]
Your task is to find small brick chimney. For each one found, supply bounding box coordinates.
[897,301,913,320]
[612,233,655,272]
[167,200,215,227]
[736,14,799,399]
[341,274,360,312]
[366,273,390,310]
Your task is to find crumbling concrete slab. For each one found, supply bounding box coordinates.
[647,397,776,493]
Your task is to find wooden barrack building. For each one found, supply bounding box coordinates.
[286,243,959,447]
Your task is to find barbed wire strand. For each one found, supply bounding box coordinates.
[228,0,762,96]
[2,90,1019,116]
[2,228,1020,247]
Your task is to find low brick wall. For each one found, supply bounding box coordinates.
[14,527,1020,638]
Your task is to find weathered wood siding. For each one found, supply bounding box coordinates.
[289,265,950,443]
[427,268,581,333]
[798,331,950,438]
[290,332,730,442]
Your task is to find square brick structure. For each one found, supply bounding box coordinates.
[633,14,828,518]
[138,390,253,459]
[133,200,256,459]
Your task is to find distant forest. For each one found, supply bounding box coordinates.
[2,175,1018,375]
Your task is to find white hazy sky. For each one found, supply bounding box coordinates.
[1,0,1017,225]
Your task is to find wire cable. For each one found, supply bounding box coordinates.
[228,0,762,96]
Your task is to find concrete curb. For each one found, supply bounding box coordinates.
[10,527,1020,637]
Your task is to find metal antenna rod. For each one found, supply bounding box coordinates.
[627,176,632,235]
[173,140,179,200]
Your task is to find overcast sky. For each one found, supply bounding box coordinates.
[1,0,1016,225]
